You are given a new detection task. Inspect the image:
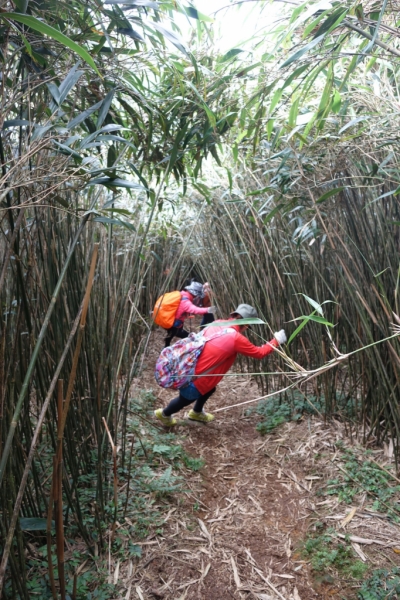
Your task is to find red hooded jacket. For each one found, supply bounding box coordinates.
[193,321,278,395]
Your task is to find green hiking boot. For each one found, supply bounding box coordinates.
[154,409,177,426]
[188,409,215,423]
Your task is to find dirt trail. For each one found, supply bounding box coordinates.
[123,330,399,600]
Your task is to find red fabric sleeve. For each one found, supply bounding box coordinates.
[233,332,279,358]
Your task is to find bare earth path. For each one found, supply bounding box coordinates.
[121,331,400,600]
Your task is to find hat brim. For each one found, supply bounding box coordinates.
[229,312,252,329]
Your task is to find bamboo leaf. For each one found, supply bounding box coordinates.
[2,119,30,129]
[19,518,54,531]
[67,100,103,129]
[14,0,29,12]
[279,34,325,69]
[292,314,334,326]
[299,294,324,315]
[58,63,84,104]
[150,21,188,55]
[1,13,100,74]
[338,116,369,134]
[96,89,115,129]
[206,318,265,327]
[316,186,344,203]
[287,317,310,345]
[220,48,244,63]
[183,6,213,22]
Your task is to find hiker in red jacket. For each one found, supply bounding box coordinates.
[154,303,286,425]
[164,281,216,347]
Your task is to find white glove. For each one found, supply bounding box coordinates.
[207,305,217,314]
[274,329,287,345]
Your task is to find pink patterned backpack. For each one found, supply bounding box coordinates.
[154,329,232,390]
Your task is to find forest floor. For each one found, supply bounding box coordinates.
[117,328,400,600]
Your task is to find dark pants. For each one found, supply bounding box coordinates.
[163,387,216,416]
[164,325,189,347]
[200,312,215,329]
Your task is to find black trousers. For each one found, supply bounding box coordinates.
[163,387,216,417]
[200,312,215,329]
[164,326,189,347]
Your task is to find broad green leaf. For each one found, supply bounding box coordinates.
[288,96,300,128]
[20,517,54,531]
[338,116,369,134]
[67,100,102,129]
[88,177,145,190]
[14,0,29,12]
[292,314,334,326]
[94,216,136,231]
[279,34,325,69]
[151,21,188,55]
[185,80,216,128]
[46,82,61,104]
[184,6,213,22]
[206,318,265,327]
[58,64,84,104]
[299,294,324,315]
[1,13,99,74]
[269,88,282,113]
[96,89,115,129]
[316,186,344,203]
[282,64,310,90]
[220,48,244,63]
[2,119,30,129]
[313,6,348,38]
[288,317,309,345]
[263,204,284,223]
[235,63,261,77]
[331,89,341,113]
[31,125,53,141]
[106,0,157,5]
[53,141,83,160]
[246,187,272,197]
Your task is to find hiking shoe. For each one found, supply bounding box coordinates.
[154,409,177,426]
[188,409,215,423]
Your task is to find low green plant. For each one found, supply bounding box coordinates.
[250,391,357,435]
[358,567,400,600]
[23,389,202,599]
[302,530,368,580]
[323,448,400,518]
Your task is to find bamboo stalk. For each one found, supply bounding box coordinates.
[55,380,66,600]
[0,215,90,488]
[46,456,58,600]
[102,417,118,539]
[0,238,98,594]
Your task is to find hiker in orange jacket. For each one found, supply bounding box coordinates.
[155,303,286,425]
[164,281,216,347]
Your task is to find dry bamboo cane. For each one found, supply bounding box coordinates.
[0,306,82,594]
[102,417,118,540]
[0,243,98,594]
[46,457,58,600]
[55,244,99,466]
[55,380,66,600]
[0,214,90,489]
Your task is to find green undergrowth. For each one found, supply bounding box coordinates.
[358,567,400,599]
[21,389,202,599]
[301,443,400,597]
[302,526,368,581]
[249,391,357,435]
[320,443,400,521]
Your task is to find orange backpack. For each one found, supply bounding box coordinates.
[153,291,182,329]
